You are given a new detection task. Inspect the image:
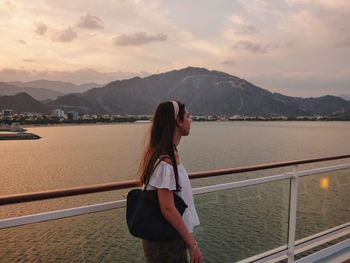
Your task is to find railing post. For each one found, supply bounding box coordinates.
[288,165,299,263]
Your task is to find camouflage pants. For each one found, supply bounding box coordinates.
[142,238,188,263]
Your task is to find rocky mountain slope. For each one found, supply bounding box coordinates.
[3,67,350,116]
[48,67,350,116]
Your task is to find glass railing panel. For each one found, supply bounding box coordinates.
[0,208,143,263]
[0,179,290,262]
[296,168,350,240]
[193,179,290,262]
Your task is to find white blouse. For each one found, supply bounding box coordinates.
[145,160,200,233]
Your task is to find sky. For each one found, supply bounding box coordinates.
[0,0,349,97]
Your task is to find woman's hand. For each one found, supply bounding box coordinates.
[189,242,204,263]
[157,189,203,262]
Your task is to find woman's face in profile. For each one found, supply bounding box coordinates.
[179,109,191,136]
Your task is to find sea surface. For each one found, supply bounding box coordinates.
[1,121,349,262]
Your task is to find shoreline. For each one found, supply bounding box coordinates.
[1,119,349,130]
[0,132,41,140]
[20,121,149,129]
[20,119,349,128]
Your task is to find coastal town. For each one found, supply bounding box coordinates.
[0,108,349,127]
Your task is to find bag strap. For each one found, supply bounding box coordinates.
[143,155,172,191]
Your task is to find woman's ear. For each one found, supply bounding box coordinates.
[176,117,183,127]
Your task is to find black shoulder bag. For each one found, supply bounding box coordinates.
[126,159,188,242]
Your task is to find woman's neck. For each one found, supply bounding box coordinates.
[173,129,182,147]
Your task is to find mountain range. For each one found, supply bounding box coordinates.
[1,67,350,117]
[0,82,64,101]
[10,80,101,94]
[0,80,101,101]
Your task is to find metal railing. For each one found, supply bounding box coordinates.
[1,154,350,262]
[1,154,349,206]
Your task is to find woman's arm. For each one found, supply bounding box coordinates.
[157,188,203,263]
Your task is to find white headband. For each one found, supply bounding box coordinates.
[171,101,179,120]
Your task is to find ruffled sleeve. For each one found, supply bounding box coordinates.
[148,161,176,190]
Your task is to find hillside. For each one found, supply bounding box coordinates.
[49,67,350,116]
[0,92,51,114]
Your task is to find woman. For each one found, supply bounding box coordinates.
[139,101,203,263]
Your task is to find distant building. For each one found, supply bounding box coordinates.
[67,111,79,121]
[22,112,35,117]
[2,109,13,116]
[52,109,65,118]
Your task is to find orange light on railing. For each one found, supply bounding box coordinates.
[320,177,330,190]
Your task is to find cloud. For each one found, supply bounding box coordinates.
[77,13,104,29]
[0,68,150,84]
[113,32,167,46]
[248,71,350,97]
[233,25,258,35]
[51,27,77,42]
[0,68,25,75]
[18,39,26,44]
[34,22,47,36]
[227,17,258,35]
[221,60,236,65]
[22,59,35,62]
[232,41,292,54]
[232,40,268,53]
[263,1,350,48]
[336,36,350,46]
[5,0,15,10]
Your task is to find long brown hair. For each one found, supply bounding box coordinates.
[139,101,186,191]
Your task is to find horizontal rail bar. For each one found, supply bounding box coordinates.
[192,172,292,195]
[295,222,350,255]
[1,154,349,206]
[0,180,139,206]
[295,221,350,247]
[298,163,350,177]
[295,238,350,263]
[0,200,126,229]
[1,163,349,229]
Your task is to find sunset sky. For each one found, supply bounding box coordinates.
[1,0,349,97]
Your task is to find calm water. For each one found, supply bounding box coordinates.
[1,122,349,262]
